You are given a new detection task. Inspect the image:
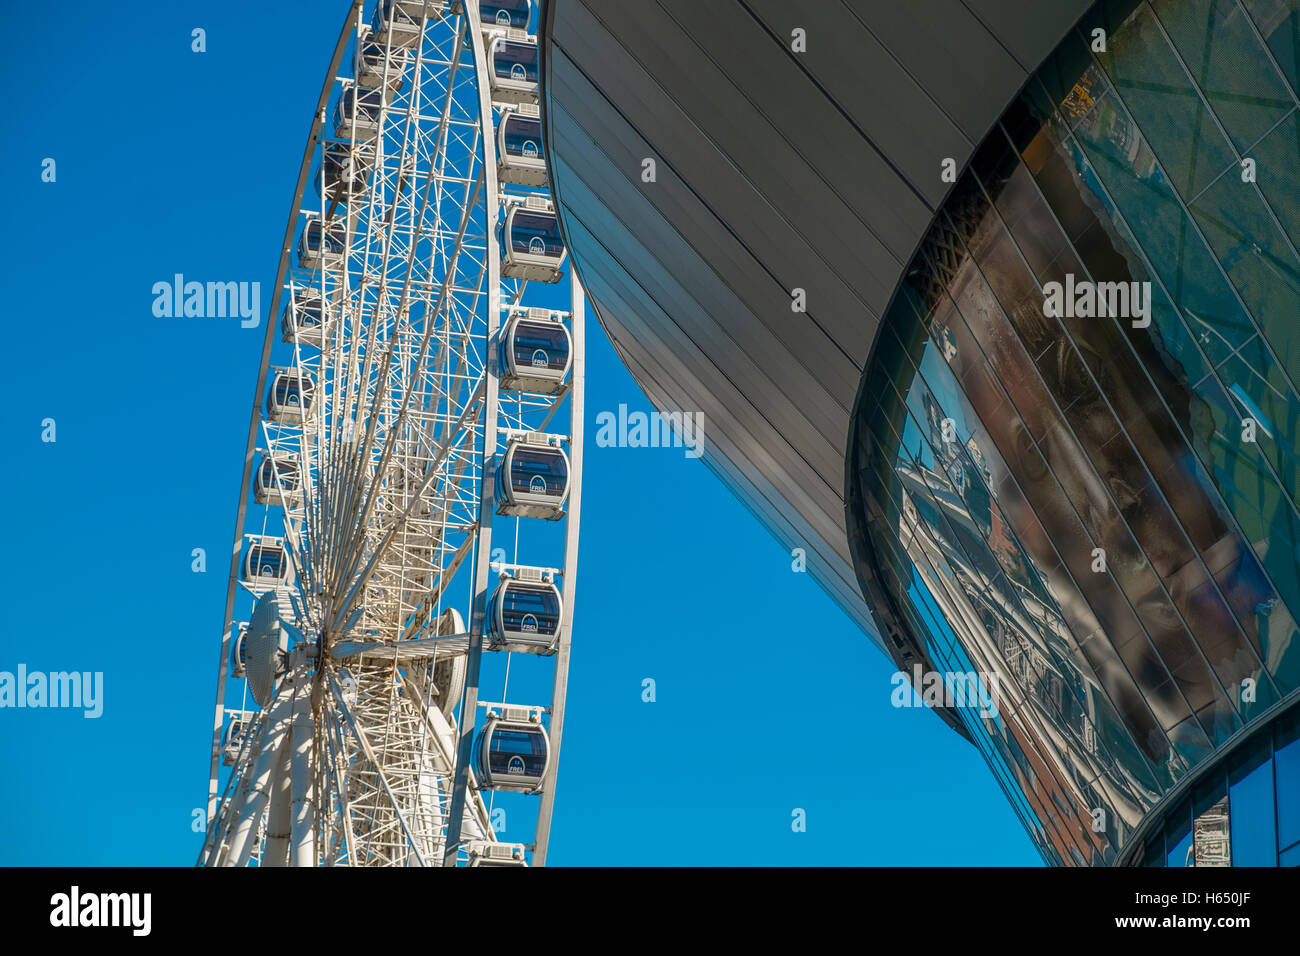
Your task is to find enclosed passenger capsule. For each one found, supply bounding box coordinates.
[501,200,565,283]
[488,570,561,651]
[498,436,569,518]
[487,32,538,103]
[500,308,571,393]
[267,370,315,423]
[242,537,293,589]
[230,623,248,678]
[254,456,301,507]
[467,841,528,867]
[481,0,530,29]
[281,289,328,346]
[475,708,549,792]
[355,32,408,89]
[315,141,371,203]
[221,711,250,765]
[298,220,347,270]
[371,0,437,51]
[334,86,386,142]
[497,105,546,186]
[432,608,467,719]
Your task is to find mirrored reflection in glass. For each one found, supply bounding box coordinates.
[848,0,1300,864]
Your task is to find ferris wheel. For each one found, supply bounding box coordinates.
[198,0,584,868]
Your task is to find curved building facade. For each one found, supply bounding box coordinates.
[539,0,1300,864]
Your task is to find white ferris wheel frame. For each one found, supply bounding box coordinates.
[199,0,584,868]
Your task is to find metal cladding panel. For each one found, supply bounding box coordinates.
[541,0,1094,649]
[836,0,1025,141]
[961,0,1100,67]
[546,96,853,483]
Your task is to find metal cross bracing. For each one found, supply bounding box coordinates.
[200,0,584,868]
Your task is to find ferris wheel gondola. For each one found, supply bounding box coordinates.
[298,219,347,271]
[467,841,529,866]
[334,86,387,142]
[501,199,566,283]
[487,31,539,103]
[229,624,248,678]
[475,707,550,792]
[498,436,569,518]
[220,710,254,766]
[315,141,372,203]
[266,370,314,423]
[500,307,572,393]
[372,0,438,50]
[479,0,530,29]
[497,104,547,186]
[241,536,293,589]
[280,289,329,347]
[487,569,562,651]
[355,30,407,89]
[253,455,301,507]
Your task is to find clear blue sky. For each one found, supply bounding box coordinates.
[0,0,1039,866]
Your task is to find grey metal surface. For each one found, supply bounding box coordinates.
[540,0,1094,647]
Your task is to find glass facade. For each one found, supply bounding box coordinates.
[1141,700,1300,864]
[846,0,1300,864]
